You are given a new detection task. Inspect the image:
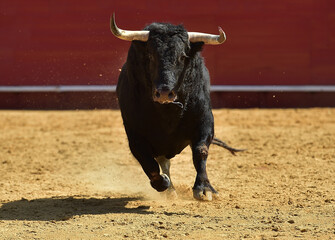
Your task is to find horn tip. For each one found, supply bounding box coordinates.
[110,12,121,37]
[110,12,115,23]
[218,26,226,44]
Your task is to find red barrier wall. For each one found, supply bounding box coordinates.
[1,0,335,108]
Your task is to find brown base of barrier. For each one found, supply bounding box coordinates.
[0,91,334,109]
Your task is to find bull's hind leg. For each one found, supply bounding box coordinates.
[156,156,178,199]
[192,142,218,201]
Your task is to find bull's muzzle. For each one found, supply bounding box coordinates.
[153,88,177,104]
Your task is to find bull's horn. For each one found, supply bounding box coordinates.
[188,27,226,45]
[110,13,149,42]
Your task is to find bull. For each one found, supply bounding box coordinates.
[110,14,242,201]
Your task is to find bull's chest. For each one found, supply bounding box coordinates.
[142,111,190,157]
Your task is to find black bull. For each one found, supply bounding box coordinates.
[111,15,243,201]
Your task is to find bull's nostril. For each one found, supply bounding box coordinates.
[168,91,175,99]
[155,91,161,99]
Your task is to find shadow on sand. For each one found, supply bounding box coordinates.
[0,196,152,221]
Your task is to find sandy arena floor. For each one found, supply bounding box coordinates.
[0,109,334,239]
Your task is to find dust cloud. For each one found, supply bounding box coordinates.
[78,152,162,199]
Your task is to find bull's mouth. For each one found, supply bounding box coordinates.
[154,98,177,104]
[153,98,184,108]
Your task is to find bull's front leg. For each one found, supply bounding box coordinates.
[127,132,170,192]
[156,156,178,199]
[192,142,218,201]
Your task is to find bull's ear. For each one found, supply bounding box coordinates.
[132,40,147,50]
[189,42,204,58]
[130,40,147,58]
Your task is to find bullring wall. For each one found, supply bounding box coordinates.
[1,0,334,108]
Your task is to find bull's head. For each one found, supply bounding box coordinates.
[111,13,226,106]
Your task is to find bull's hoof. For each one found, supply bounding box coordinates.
[193,184,218,201]
[150,174,170,192]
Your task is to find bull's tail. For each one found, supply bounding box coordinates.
[212,137,246,155]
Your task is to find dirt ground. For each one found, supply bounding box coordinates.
[0,108,334,239]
